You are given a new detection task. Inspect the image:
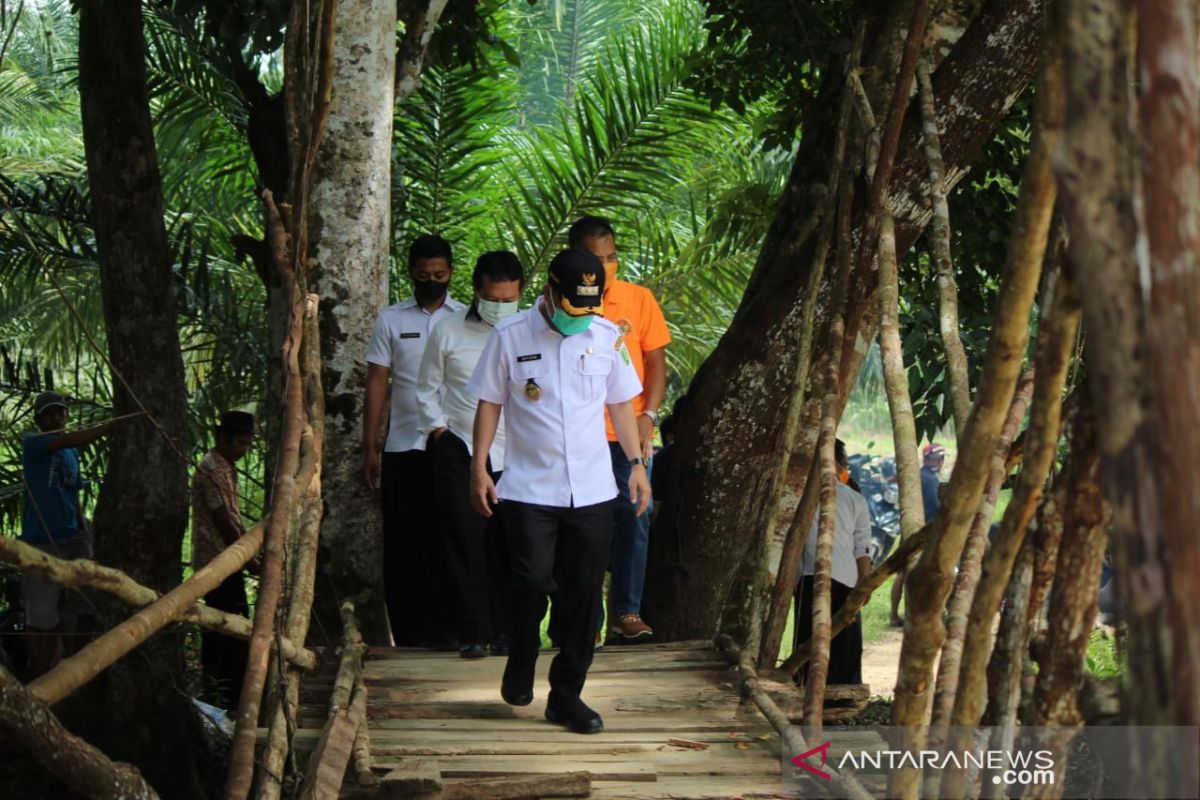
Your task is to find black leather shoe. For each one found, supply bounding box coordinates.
[459,643,488,659]
[501,681,533,706]
[488,638,510,656]
[500,662,534,706]
[544,697,604,734]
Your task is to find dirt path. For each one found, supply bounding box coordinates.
[861,626,904,698]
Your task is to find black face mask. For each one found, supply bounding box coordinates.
[413,279,449,305]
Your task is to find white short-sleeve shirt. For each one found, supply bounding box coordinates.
[366,295,466,452]
[416,307,506,468]
[801,481,872,588]
[467,299,642,508]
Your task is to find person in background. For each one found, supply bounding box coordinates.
[890,442,946,628]
[20,392,116,677]
[794,439,872,686]
[568,215,670,646]
[364,234,466,648]
[191,410,256,707]
[467,248,648,735]
[417,251,524,659]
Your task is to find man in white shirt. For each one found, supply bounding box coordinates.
[794,439,873,685]
[363,234,466,647]
[467,248,650,735]
[417,251,524,660]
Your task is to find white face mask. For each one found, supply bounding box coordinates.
[477,297,519,326]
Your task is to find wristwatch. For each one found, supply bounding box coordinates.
[629,456,647,468]
[640,409,661,427]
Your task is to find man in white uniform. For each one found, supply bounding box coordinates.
[363,234,466,647]
[417,251,524,659]
[468,248,649,734]
[794,439,872,685]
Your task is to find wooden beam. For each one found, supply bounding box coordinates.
[0,533,317,671]
[28,523,267,705]
[297,600,367,800]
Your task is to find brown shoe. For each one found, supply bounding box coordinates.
[609,613,653,642]
[594,631,604,650]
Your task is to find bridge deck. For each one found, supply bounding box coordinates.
[295,640,791,799]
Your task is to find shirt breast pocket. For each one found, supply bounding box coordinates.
[512,359,548,402]
[577,353,609,403]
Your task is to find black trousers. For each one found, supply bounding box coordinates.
[201,571,249,708]
[382,447,453,646]
[793,576,863,685]
[500,500,612,700]
[432,431,509,645]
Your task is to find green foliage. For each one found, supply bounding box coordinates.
[1084,627,1122,679]
[690,0,849,148]
[393,59,516,281]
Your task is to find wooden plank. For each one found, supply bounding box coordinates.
[298,683,367,800]
[362,640,717,660]
[379,759,442,795]
[292,728,768,747]
[440,771,591,799]
[367,715,768,734]
[436,757,657,783]
[589,777,789,799]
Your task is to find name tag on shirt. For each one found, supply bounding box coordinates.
[400,332,421,339]
[516,353,542,362]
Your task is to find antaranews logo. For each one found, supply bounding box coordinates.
[791,741,832,781]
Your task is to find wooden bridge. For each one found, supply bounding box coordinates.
[288,640,826,799]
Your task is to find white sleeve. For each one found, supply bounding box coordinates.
[415,323,449,434]
[605,343,643,405]
[365,311,391,367]
[467,328,508,405]
[852,493,872,559]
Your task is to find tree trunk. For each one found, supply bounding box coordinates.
[978,537,1035,800]
[1136,0,1200,731]
[77,0,198,794]
[804,170,856,734]
[310,0,399,645]
[1025,402,1106,800]
[877,210,925,539]
[644,0,1046,641]
[916,60,972,437]
[1059,3,1200,795]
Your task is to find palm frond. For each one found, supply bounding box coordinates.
[393,58,516,289]
[500,1,738,278]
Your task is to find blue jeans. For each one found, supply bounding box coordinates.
[600,442,652,628]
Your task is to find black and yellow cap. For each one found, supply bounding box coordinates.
[548,248,605,317]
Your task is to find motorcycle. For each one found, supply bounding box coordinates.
[848,453,901,566]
